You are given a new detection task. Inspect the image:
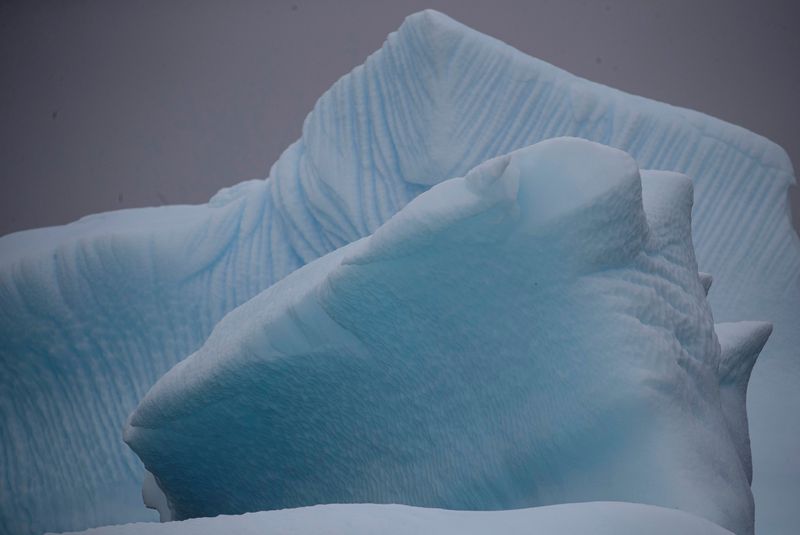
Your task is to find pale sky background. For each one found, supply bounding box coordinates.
[1,0,798,237]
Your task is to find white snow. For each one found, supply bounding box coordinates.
[52,502,734,535]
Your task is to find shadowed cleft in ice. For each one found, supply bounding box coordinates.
[125,138,770,535]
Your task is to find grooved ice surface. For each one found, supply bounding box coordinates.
[0,9,796,535]
[125,139,761,535]
[53,502,734,535]
[0,183,288,534]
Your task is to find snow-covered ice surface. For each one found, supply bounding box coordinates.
[53,502,734,535]
[125,138,766,535]
[0,9,796,535]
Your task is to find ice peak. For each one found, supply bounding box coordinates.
[717,321,773,387]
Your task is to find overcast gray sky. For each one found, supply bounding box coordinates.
[1,0,798,237]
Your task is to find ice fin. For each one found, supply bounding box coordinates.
[715,321,772,485]
[717,321,772,387]
[639,170,694,252]
[142,470,173,523]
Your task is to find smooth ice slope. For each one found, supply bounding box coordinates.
[53,502,734,535]
[126,139,765,535]
[1,9,796,535]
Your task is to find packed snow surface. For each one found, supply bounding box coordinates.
[126,138,767,535]
[53,502,734,535]
[0,8,796,535]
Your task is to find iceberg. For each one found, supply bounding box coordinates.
[124,138,766,535]
[0,9,796,535]
[52,502,735,535]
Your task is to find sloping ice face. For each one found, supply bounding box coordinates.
[0,9,796,535]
